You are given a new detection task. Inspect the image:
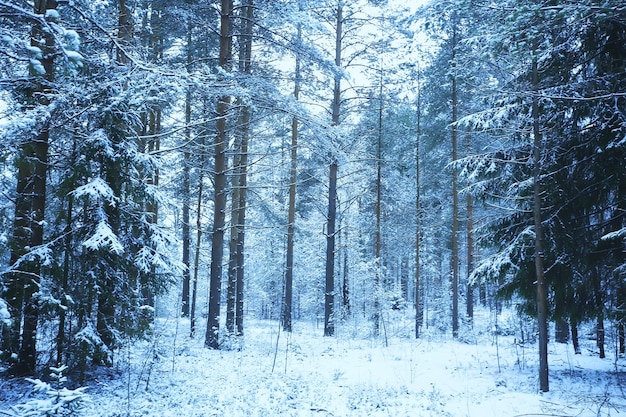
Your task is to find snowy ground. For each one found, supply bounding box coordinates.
[2,310,626,416]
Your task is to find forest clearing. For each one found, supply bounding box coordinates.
[2,312,625,416]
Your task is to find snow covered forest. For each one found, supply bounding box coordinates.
[0,0,625,415]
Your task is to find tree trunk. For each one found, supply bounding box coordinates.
[323,3,343,338]
[206,0,233,350]
[190,165,203,336]
[415,62,422,339]
[2,0,57,376]
[373,70,383,336]
[342,228,350,315]
[571,318,581,354]
[57,193,74,366]
[235,106,249,338]
[324,160,338,337]
[555,320,569,344]
[282,20,301,333]
[451,13,459,339]
[181,20,193,318]
[226,165,241,335]
[532,52,549,392]
[116,0,132,64]
[597,315,605,359]
[466,131,474,323]
[226,0,254,338]
[143,109,160,309]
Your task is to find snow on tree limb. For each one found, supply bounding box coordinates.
[82,221,124,254]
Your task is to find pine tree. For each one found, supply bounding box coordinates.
[282,17,302,334]
[206,0,233,350]
[2,0,60,376]
[226,0,254,339]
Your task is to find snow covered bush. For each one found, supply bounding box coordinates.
[7,366,88,417]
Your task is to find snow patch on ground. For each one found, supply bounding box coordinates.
[63,314,626,417]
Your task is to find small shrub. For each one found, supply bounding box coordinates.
[8,365,89,416]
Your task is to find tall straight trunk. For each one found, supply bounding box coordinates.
[555,320,569,343]
[226,163,241,335]
[571,318,581,354]
[206,0,233,350]
[282,22,301,333]
[2,0,56,376]
[532,52,549,392]
[450,14,459,339]
[466,131,474,322]
[56,193,73,366]
[591,266,605,359]
[116,0,132,64]
[324,2,343,338]
[143,109,160,308]
[226,0,253,337]
[13,133,49,375]
[400,257,408,302]
[331,4,342,127]
[235,108,249,337]
[324,160,338,337]
[181,147,191,315]
[597,315,606,359]
[181,21,193,318]
[415,62,422,338]
[142,5,164,311]
[373,71,383,336]
[342,228,350,314]
[190,164,204,336]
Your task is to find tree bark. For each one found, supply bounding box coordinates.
[323,3,343,338]
[532,52,549,392]
[235,107,249,337]
[324,160,338,337]
[342,228,350,315]
[555,320,569,343]
[373,70,383,336]
[597,315,605,359]
[451,13,459,339]
[116,0,132,65]
[181,20,193,318]
[571,318,581,354]
[415,61,422,339]
[226,0,253,338]
[226,164,241,335]
[143,109,160,309]
[190,161,203,336]
[282,21,301,333]
[56,192,74,366]
[466,131,474,322]
[206,0,233,350]
[2,0,57,376]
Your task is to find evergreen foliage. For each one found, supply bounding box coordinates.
[0,1,623,392]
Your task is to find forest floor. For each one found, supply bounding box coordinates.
[2,308,626,416]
